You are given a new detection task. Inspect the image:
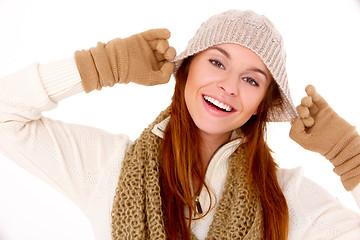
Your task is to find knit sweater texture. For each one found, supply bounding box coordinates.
[0,58,360,239]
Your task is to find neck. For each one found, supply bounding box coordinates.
[191,130,231,195]
[199,131,232,168]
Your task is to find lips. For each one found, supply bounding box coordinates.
[202,95,234,112]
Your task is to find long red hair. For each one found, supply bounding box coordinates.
[160,57,289,239]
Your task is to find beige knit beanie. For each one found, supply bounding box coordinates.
[173,10,297,122]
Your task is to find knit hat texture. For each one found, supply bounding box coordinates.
[173,10,297,122]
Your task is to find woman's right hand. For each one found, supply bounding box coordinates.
[74,28,176,93]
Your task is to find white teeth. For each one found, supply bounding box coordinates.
[204,95,232,112]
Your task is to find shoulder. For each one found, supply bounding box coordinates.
[276,166,304,190]
[276,166,340,208]
[276,167,360,239]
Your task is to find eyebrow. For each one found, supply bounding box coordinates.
[209,46,269,80]
[246,67,269,80]
[209,46,231,60]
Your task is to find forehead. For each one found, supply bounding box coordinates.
[204,43,271,76]
[207,43,265,63]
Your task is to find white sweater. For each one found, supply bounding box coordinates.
[0,58,360,240]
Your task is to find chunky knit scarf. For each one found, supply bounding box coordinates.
[111,109,264,239]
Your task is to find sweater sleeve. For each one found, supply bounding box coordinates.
[0,58,131,213]
[277,167,360,240]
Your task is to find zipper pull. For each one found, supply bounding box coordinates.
[195,196,203,214]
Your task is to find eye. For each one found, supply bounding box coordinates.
[242,77,259,87]
[209,59,225,69]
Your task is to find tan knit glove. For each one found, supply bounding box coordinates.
[290,85,360,191]
[74,28,176,93]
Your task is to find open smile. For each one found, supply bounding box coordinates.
[202,95,235,113]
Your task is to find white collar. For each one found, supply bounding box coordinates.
[151,116,170,139]
[151,116,244,141]
[151,115,246,238]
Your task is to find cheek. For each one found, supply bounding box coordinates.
[186,61,216,90]
[184,71,206,103]
[239,87,267,113]
[184,76,199,113]
[184,73,196,96]
[184,81,191,107]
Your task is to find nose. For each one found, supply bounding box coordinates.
[216,74,239,96]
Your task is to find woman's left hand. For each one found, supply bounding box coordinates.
[289,85,354,156]
[290,85,360,190]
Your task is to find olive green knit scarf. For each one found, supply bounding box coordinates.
[111,108,264,239]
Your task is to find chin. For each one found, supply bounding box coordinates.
[194,120,232,136]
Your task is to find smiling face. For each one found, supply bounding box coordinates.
[184,43,272,141]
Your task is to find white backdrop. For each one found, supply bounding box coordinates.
[0,0,360,239]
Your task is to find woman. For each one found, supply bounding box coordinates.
[0,9,359,240]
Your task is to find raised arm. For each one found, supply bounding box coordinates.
[0,29,176,213]
[287,87,360,238]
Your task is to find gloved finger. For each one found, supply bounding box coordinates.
[155,51,165,61]
[149,39,169,52]
[143,62,174,86]
[298,95,316,127]
[157,40,169,53]
[289,117,307,139]
[297,105,309,118]
[301,96,313,108]
[305,85,329,110]
[158,60,166,68]
[308,102,320,116]
[304,85,319,116]
[164,46,176,61]
[152,44,176,62]
[303,117,315,128]
[141,28,171,41]
[151,62,174,85]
